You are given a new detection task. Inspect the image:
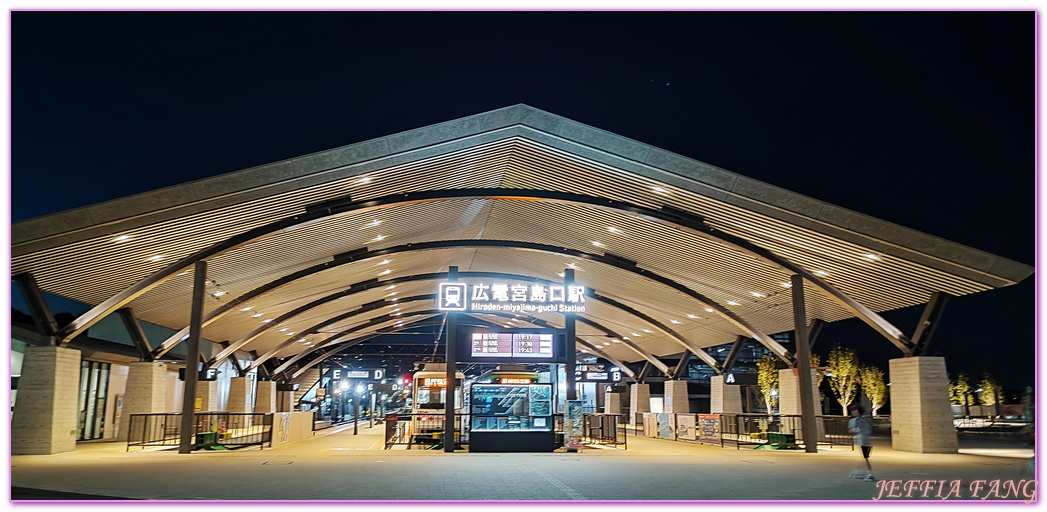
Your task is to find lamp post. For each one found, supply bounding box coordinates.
[354,384,364,435]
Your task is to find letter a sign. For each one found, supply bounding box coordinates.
[725,373,735,384]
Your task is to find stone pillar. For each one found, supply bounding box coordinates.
[889,357,958,453]
[710,375,742,413]
[117,361,168,443]
[228,377,252,413]
[196,381,219,412]
[255,381,277,414]
[277,391,296,412]
[664,380,690,413]
[11,346,82,454]
[604,389,622,414]
[779,368,824,442]
[629,383,650,425]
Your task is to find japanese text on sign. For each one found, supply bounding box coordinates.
[438,282,586,313]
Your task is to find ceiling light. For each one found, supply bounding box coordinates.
[278,328,288,332]
[391,308,401,312]
[631,332,641,337]
[727,301,740,306]
[652,186,668,194]
[262,319,273,323]
[705,308,714,313]
[567,262,578,269]
[643,329,652,333]
[354,177,372,185]
[112,235,132,242]
[612,339,621,343]
[670,319,682,324]
[751,292,765,298]
[603,342,612,346]
[146,255,164,262]
[606,227,621,234]
[286,332,296,336]
[371,235,386,242]
[385,285,396,290]
[298,338,307,343]
[687,314,698,319]
[212,291,226,297]
[251,312,264,318]
[557,272,565,278]
[365,220,382,228]
[390,297,398,301]
[864,254,881,261]
[622,337,629,340]
[591,241,605,248]
[240,306,253,311]
[814,270,829,276]
[177,271,189,276]
[504,324,512,328]
[581,349,589,353]
[377,260,392,266]
[394,312,403,316]
[781,282,793,288]
[378,269,392,276]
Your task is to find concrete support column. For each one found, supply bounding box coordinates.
[710,375,742,413]
[889,356,958,453]
[195,381,219,412]
[664,380,690,413]
[629,383,650,425]
[228,377,252,413]
[277,391,296,412]
[117,361,168,442]
[11,346,82,454]
[779,368,824,442]
[604,389,622,414]
[255,381,277,414]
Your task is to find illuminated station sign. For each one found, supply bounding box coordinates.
[438,282,586,313]
[471,332,555,358]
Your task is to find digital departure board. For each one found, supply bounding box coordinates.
[471,332,554,358]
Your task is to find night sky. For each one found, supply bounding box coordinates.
[10,11,1038,389]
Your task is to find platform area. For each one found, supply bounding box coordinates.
[10,422,1037,502]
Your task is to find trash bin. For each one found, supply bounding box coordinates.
[195,431,218,447]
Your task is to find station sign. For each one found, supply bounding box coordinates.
[438,281,586,313]
[723,372,758,386]
[331,369,384,380]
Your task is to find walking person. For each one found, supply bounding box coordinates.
[848,405,875,481]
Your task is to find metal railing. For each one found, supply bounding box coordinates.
[383,412,467,449]
[127,413,273,451]
[582,413,627,448]
[717,414,852,450]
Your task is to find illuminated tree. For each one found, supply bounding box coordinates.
[811,353,825,387]
[977,371,1002,406]
[826,345,860,411]
[859,365,887,416]
[949,373,971,405]
[756,354,783,413]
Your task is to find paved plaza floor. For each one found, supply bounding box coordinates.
[9,422,1037,503]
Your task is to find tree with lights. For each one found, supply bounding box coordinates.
[859,365,887,416]
[949,373,970,405]
[826,345,860,412]
[977,371,1002,406]
[756,354,783,414]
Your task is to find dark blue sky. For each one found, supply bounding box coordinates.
[10,11,1037,388]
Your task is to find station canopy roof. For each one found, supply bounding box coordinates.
[11,104,1034,376]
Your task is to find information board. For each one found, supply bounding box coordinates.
[458,327,566,364]
[677,414,696,440]
[471,332,554,358]
[698,414,721,445]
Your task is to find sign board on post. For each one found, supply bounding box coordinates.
[565,400,584,451]
[698,414,721,445]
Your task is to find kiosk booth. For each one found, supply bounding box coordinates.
[458,328,566,452]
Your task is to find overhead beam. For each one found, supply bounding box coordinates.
[12,272,59,340]
[58,188,906,360]
[116,308,153,361]
[674,352,692,379]
[911,291,954,356]
[807,318,826,351]
[721,336,747,373]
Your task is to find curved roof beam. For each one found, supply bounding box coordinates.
[63,188,902,356]
[240,270,676,375]
[176,245,740,369]
[284,311,641,383]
